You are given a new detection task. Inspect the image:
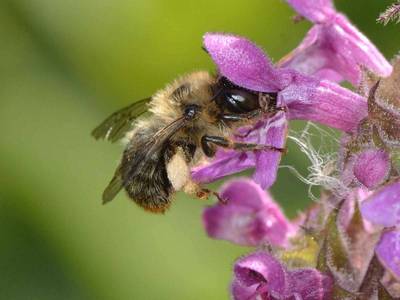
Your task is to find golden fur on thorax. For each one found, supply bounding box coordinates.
[148,71,231,145]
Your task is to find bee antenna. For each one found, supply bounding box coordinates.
[210,87,224,102]
[201,46,209,54]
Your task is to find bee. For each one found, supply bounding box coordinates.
[92,71,283,213]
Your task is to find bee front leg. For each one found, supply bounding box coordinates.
[219,109,262,122]
[201,135,217,157]
[219,113,259,139]
[201,135,286,153]
[220,109,286,139]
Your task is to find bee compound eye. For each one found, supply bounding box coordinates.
[219,89,259,114]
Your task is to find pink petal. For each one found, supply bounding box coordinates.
[288,269,333,300]
[232,252,333,299]
[376,229,400,280]
[279,25,358,83]
[191,150,255,184]
[234,251,287,293]
[283,77,368,132]
[353,149,390,189]
[252,112,287,188]
[231,280,257,300]
[361,180,400,227]
[279,26,334,77]
[286,0,335,23]
[281,9,392,85]
[202,178,293,247]
[203,33,287,92]
[331,14,393,82]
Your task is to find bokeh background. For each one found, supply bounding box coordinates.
[0,0,399,299]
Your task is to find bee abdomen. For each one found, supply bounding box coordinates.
[123,165,172,213]
[121,125,173,213]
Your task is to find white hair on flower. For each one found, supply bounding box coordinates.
[280,122,350,202]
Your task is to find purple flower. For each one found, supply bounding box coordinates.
[280,74,367,132]
[340,62,400,190]
[361,180,400,228]
[352,148,391,189]
[192,33,367,188]
[232,251,333,300]
[340,144,391,190]
[280,0,392,84]
[202,178,294,247]
[361,180,400,279]
[375,229,400,280]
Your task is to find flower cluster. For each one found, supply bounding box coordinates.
[191,0,400,299]
[282,0,392,84]
[192,0,393,189]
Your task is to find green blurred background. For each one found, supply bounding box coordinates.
[0,0,398,299]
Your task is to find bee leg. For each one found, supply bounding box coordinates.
[232,142,286,153]
[219,109,262,122]
[201,135,217,157]
[259,93,273,111]
[196,188,227,204]
[214,191,228,204]
[234,127,254,139]
[201,135,286,153]
[220,107,286,124]
[234,131,251,139]
[265,105,287,116]
[221,108,286,139]
[220,112,261,139]
[258,93,287,114]
[183,182,227,204]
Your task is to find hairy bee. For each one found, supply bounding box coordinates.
[92,71,282,213]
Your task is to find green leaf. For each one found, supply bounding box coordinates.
[281,236,319,268]
[325,208,353,274]
[317,207,359,294]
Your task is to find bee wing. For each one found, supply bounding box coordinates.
[144,116,187,160]
[102,164,124,204]
[102,117,187,204]
[91,97,151,143]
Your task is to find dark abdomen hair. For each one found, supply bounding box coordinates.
[121,124,173,213]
